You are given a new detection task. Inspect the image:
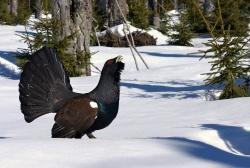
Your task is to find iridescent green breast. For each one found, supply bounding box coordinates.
[87,101,119,132]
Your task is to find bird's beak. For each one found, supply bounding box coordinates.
[116,56,123,63]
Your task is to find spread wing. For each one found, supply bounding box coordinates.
[52,96,98,138]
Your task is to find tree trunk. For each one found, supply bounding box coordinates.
[52,0,71,43]
[8,0,18,16]
[95,0,108,28]
[148,0,160,28]
[203,0,214,14]
[35,0,42,18]
[74,0,92,76]
[96,0,108,13]
[95,0,128,27]
[52,0,92,76]
[174,0,178,11]
[108,0,128,27]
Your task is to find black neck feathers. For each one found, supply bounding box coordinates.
[90,75,120,103]
[90,61,124,104]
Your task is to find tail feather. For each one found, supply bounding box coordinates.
[19,47,74,123]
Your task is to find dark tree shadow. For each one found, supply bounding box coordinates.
[0,65,20,80]
[0,137,11,139]
[140,51,201,58]
[201,124,250,155]
[152,137,250,167]
[0,50,20,79]
[121,80,209,99]
[15,30,36,37]
[0,51,17,64]
[122,81,205,92]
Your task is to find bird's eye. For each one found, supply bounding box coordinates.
[106,60,113,65]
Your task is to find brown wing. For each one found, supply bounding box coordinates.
[52,96,98,138]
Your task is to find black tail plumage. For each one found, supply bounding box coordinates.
[19,47,74,123]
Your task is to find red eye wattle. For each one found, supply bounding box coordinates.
[106,60,113,65]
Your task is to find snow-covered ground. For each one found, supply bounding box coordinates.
[1,24,250,168]
[98,24,169,45]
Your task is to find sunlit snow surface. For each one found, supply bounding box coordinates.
[0,24,250,168]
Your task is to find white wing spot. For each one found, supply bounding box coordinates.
[90,101,98,109]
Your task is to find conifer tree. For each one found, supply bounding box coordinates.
[16,0,31,24]
[0,0,13,24]
[214,0,250,36]
[0,0,31,25]
[92,0,107,31]
[17,9,80,76]
[127,0,150,29]
[185,0,209,33]
[168,12,193,46]
[194,0,250,99]
[202,35,250,99]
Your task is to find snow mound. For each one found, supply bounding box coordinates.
[147,28,169,45]
[98,24,169,45]
[99,24,142,38]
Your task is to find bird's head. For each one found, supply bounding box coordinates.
[92,56,125,102]
[101,56,125,82]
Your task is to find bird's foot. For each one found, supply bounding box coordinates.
[87,133,96,139]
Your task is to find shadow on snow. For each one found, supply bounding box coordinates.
[201,124,250,155]
[151,124,250,167]
[121,80,209,99]
[152,136,250,167]
[0,51,17,64]
[15,30,36,37]
[0,50,20,80]
[140,51,201,58]
[0,137,11,139]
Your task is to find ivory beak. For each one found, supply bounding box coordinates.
[116,56,123,63]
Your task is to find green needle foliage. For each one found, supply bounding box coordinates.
[127,0,150,29]
[214,0,250,36]
[202,35,250,99]
[185,0,208,33]
[16,0,31,24]
[168,12,193,46]
[16,11,81,77]
[0,0,14,24]
[0,0,31,25]
[194,0,250,99]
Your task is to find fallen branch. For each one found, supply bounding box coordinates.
[122,22,139,71]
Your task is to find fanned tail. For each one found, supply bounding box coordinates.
[19,47,74,123]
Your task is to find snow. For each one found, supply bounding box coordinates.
[147,28,169,45]
[166,10,180,26]
[0,25,26,79]
[98,24,169,45]
[1,24,250,168]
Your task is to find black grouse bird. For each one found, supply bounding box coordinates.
[19,47,124,138]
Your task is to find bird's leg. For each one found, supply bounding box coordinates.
[87,133,96,139]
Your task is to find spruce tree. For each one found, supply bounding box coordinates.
[0,0,31,25]
[127,0,150,29]
[16,12,81,77]
[202,35,250,99]
[168,12,193,46]
[92,0,107,31]
[194,0,250,99]
[185,0,209,33]
[0,0,13,24]
[214,0,250,36]
[16,0,31,24]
